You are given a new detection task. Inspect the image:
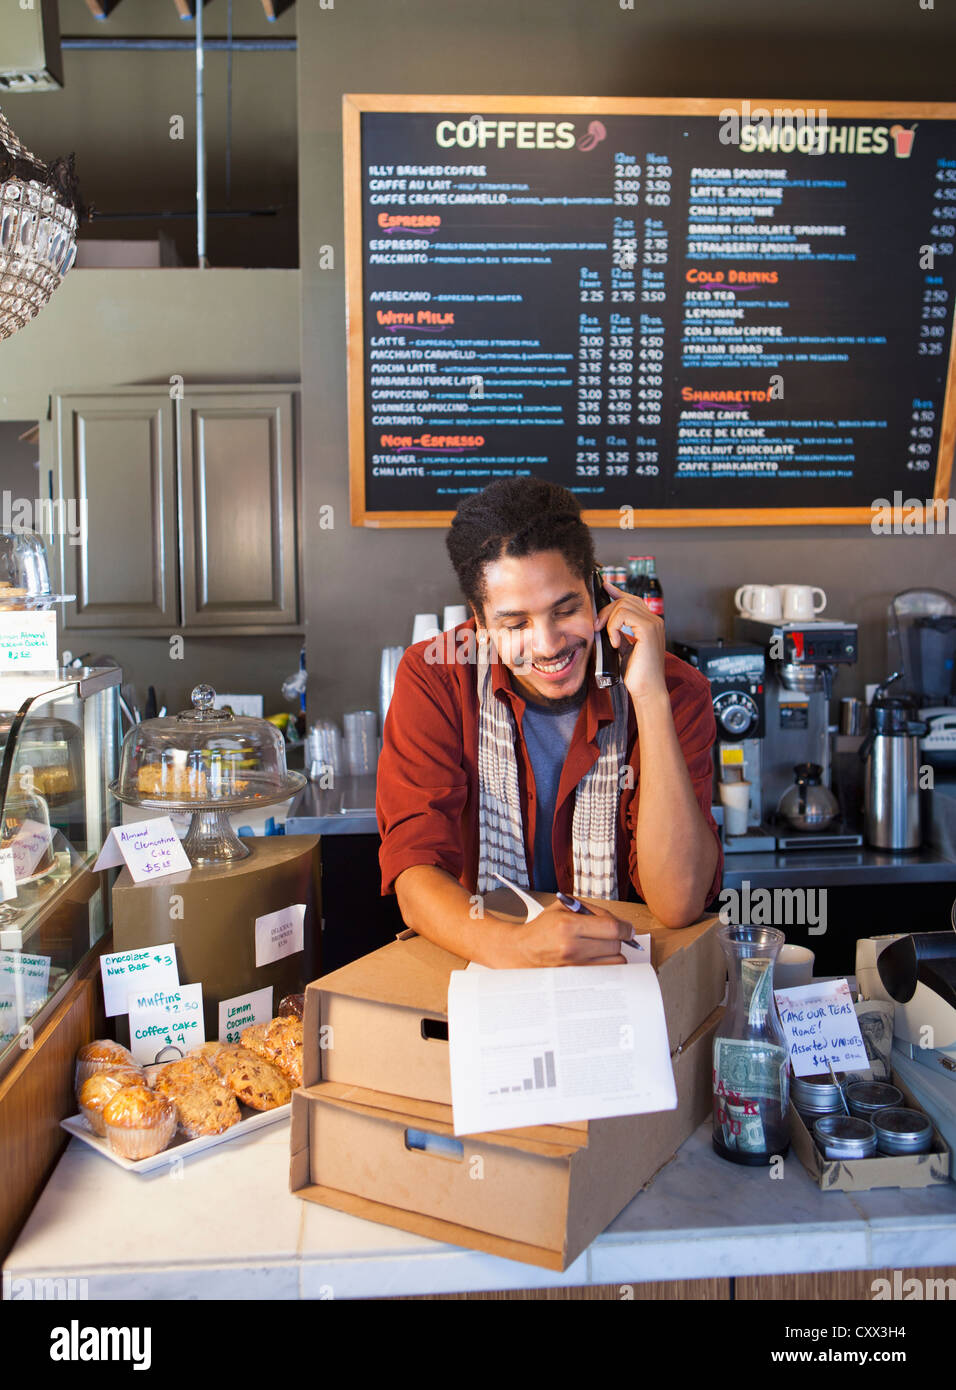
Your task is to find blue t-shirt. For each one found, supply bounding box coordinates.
[520,699,582,891]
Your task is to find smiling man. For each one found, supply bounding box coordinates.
[376,478,722,967]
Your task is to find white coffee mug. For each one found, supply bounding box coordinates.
[779,585,826,621]
[734,584,783,621]
[719,779,751,837]
[774,944,815,989]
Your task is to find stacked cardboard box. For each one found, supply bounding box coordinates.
[290,896,724,1270]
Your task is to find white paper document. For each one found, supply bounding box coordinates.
[447,963,677,1135]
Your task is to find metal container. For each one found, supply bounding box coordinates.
[793,1072,847,1117]
[859,678,928,850]
[845,1081,903,1119]
[813,1114,878,1159]
[839,697,865,736]
[872,1107,933,1155]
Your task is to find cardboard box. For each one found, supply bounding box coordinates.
[304,896,723,1105]
[290,1005,722,1271]
[790,1070,951,1191]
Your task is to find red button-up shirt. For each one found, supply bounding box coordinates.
[376,620,723,905]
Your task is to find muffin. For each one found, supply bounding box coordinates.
[75,1040,142,1095]
[102,1086,177,1160]
[78,1068,147,1136]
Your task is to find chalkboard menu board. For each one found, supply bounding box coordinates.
[344,97,956,527]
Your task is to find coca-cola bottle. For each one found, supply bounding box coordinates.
[642,556,664,619]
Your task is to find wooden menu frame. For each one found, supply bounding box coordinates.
[344,95,956,528]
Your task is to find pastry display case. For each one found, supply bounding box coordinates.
[111,683,305,866]
[0,667,121,1080]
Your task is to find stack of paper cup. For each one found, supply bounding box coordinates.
[443,605,468,630]
[412,613,440,645]
[718,780,751,837]
[379,646,405,736]
[306,721,344,780]
[344,710,378,776]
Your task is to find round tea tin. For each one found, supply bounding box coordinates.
[813,1114,878,1159]
[872,1107,933,1155]
[845,1081,904,1118]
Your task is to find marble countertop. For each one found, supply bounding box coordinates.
[6,1117,956,1299]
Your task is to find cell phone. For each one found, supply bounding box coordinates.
[591,569,622,689]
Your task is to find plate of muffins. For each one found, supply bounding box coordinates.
[63,1006,304,1173]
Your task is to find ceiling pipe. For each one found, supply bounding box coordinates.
[61,37,296,50]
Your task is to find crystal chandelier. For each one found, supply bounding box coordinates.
[0,106,86,343]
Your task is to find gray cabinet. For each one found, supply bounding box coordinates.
[54,386,300,635]
[55,393,178,630]
[179,392,297,628]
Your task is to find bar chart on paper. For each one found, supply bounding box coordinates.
[486,1046,557,1095]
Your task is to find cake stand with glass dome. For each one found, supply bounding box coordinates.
[108,687,319,1051]
[110,685,306,868]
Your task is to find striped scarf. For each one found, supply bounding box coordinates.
[475,633,630,900]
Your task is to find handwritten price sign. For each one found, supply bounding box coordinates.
[218,985,273,1044]
[127,982,205,1064]
[774,978,869,1077]
[100,942,180,1018]
[93,817,191,883]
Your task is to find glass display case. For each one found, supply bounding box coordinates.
[0,667,121,1079]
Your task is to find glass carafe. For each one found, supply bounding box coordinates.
[712,923,791,1165]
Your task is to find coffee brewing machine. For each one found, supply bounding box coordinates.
[670,638,775,853]
[733,616,864,849]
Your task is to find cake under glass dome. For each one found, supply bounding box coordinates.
[110,685,305,866]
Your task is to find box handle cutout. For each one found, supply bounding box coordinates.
[404,1127,464,1162]
[420,1018,449,1042]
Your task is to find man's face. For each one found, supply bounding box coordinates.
[477,550,595,705]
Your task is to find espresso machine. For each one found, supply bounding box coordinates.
[734,617,864,849]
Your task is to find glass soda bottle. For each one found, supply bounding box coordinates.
[642,556,664,619]
[625,556,646,598]
[712,923,791,1165]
